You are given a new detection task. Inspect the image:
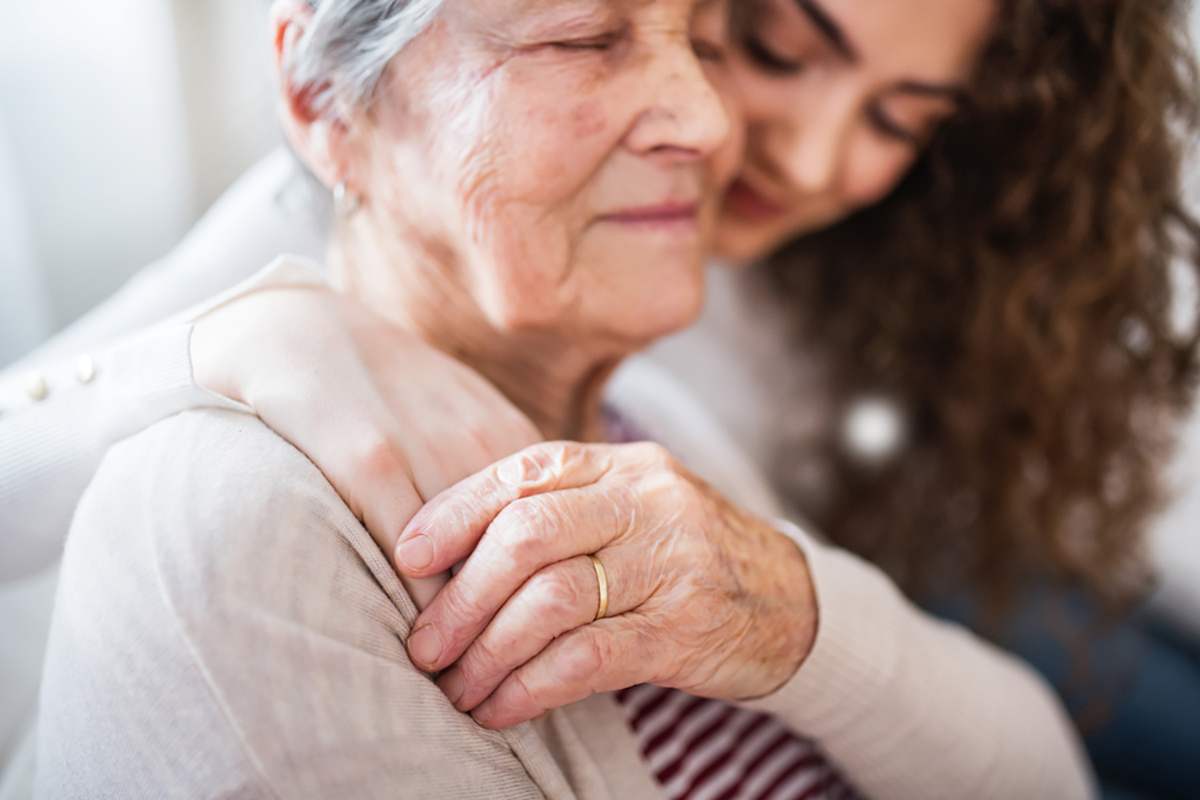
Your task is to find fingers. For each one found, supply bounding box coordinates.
[436,550,643,712]
[394,442,613,578]
[470,618,660,730]
[405,485,634,672]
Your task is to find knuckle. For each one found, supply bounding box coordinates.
[493,451,543,490]
[439,583,488,629]
[528,566,587,613]
[497,499,554,563]
[661,463,701,505]
[561,632,606,684]
[460,635,506,682]
[354,434,410,482]
[495,442,568,491]
[630,441,675,471]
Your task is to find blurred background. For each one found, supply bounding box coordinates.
[0,0,279,367]
[1,0,1199,780]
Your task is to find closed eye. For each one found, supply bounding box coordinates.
[692,37,725,63]
[741,34,807,75]
[868,106,922,146]
[549,32,622,52]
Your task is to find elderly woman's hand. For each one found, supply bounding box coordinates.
[392,441,819,730]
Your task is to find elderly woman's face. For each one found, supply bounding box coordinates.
[344,0,739,344]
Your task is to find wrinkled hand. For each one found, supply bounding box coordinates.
[393,441,819,729]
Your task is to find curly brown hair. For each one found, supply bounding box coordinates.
[769,0,1200,614]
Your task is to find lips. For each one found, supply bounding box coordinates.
[723,178,787,221]
[599,202,700,226]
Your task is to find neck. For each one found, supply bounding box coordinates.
[328,227,623,442]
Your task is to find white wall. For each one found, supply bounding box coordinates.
[0,113,50,364]
[0,0,278,367]
[0,2,195,344]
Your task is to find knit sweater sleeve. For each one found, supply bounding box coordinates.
[741,518,1097,800]
[0,256,324,582]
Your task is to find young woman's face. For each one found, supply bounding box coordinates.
[712,0,996,264]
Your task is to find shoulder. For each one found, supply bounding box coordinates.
[67,408,407,632]
[78,407,345,552]
[48,410,530,797]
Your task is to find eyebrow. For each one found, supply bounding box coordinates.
[794,0,858,62]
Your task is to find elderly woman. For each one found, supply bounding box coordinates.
[24,0,1101,798]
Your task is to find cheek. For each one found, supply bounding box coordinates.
[570,101,609,139]
[470,61,619,182]
[457,84,628,331]
[842,141,916,208]
[454,75,618,235]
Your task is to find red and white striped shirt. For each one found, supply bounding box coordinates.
[614,685,859,800]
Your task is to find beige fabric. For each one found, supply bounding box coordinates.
[33,403,1093,799]
[28,259,1093,799]
[35,409,658,798]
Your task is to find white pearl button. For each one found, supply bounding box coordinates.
[25,373,49,402]
[75,355,97,384]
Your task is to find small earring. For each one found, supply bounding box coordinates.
[333,181,361,217]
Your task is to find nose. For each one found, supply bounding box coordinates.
[775,104,852,196]
[625,45,732,163]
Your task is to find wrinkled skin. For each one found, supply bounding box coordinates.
[396,441,818,729]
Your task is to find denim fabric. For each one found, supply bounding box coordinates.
[926,585,1200,800]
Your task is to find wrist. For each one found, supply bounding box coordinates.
[767,522,820,689]
[726,511,819,702]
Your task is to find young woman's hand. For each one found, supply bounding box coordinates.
[190,284,541,606]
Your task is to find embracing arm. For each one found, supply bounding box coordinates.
[0,323,245,580]
[743,520,1096,800]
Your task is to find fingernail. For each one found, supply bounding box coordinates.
[396,534,434,572]
[437,670,466,708]
[408,624,443,669]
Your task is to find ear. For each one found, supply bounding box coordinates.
[270,0,355,193]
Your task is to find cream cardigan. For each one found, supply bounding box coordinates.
[28,263,1092,799]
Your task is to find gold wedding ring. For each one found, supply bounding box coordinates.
[588,554,609,622]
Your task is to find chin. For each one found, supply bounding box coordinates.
[618,264,707,342]
[712,223,785,266]
[714,206,854,266]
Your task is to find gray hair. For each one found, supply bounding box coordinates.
[288,0,446,117]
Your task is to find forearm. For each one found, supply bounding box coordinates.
[744,521,1096,800]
